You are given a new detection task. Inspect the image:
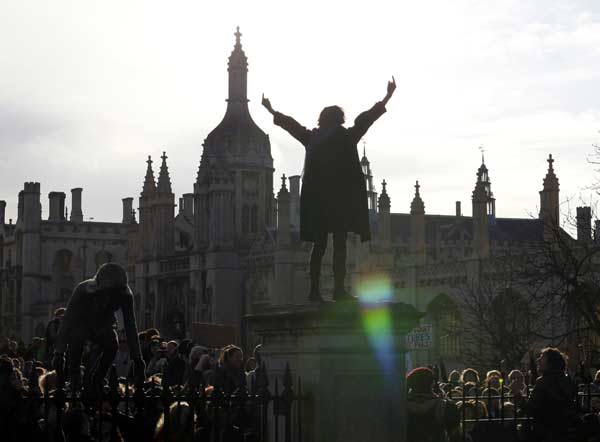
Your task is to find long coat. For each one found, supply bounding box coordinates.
[274,102,386,242]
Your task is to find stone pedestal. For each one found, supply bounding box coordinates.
[247,301,423,442]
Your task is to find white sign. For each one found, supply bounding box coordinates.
[405,324,433,350]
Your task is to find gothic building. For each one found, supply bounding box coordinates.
[0,30,594,368]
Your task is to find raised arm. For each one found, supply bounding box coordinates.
[121,287,142,360]
[348,76,396,144]
[262,93,311,146]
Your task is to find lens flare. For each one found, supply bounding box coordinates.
[357,275,397,379]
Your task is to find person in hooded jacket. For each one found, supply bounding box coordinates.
[406,366,459,442]
[515,347,577,442]
[262,78,396,302]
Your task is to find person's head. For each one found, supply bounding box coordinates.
[538,347,567,374]
[508,369,524,386]
[406,367,435,394]
[166,341,178,358]
[486,370,502,389]
[95,262,128,290]
[149,339,161,356]
[318,105,345,128]
[449,370,461,384]
[220,345,244,371]
[595,369,600,383]
[8,340,17,352]
[461,368,480,385]
[245,357,257,373]
[9,368,24,390]
[54,307,66,319]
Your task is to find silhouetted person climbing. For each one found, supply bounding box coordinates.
[52,263,145,392]
[263,77,396,301]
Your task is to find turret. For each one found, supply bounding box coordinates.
[539,154,560,239]
[410,181,426,263]
[378,180,391,246]
[154,152,175,255]
[21,182,42,341]
[0,200,6,226]
[277,175,291,246]
[122,197,134,224]
[576,206,592,243]
[472,157,491,258]
[361,143,378,211]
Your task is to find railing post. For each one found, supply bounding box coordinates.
[282,363,294,442]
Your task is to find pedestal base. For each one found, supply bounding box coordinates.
[247,301,423,442]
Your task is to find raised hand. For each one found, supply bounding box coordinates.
[262,93,274,114]
[387,76,396,97]
[382,76,396,106]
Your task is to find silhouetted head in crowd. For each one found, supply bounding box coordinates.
[461,368,480,385]
[486,370,502,389]
[318,106,345,128]
[538,347,567,374]
[508,369,524,388]
[219,345,243,371]
[406,367,435,394]
[449,370,460,385]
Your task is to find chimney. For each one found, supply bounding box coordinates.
[183,193,194,218]
[0,200,5,225]
[70,188,83,222]
[455,201,462,217]
[576,206,592,242]
[179,197,184,214]
[122,197,134,223]
[48,192,66,221]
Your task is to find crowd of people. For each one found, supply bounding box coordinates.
[407,347,600,442]
[0,319,267,442]
[4,310,600,442]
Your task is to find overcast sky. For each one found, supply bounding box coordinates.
[1,0,599,223]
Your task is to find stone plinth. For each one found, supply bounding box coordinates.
[247,301,423,442]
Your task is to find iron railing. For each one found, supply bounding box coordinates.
[2,362,302,442]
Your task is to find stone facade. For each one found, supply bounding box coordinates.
[0,30,591,367]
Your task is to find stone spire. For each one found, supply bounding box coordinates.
[542,154,559,192]
[539,153,560,234]
[410,181,425,214]
[277,174,291,246]
[361,141,377,211]
[142,156,157,194]
[472,159,491,258]
[378,179,390,211]
[378,179,391,247]
[157,151,172,193]
[410,180,426,263]
[227,26,249,106]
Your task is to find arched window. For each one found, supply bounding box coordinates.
[53,249,73,273]
[242,205,250,233]
[251,205,258,233]
[427,294,461,360]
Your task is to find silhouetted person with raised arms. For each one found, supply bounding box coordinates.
[263,77,396,302]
